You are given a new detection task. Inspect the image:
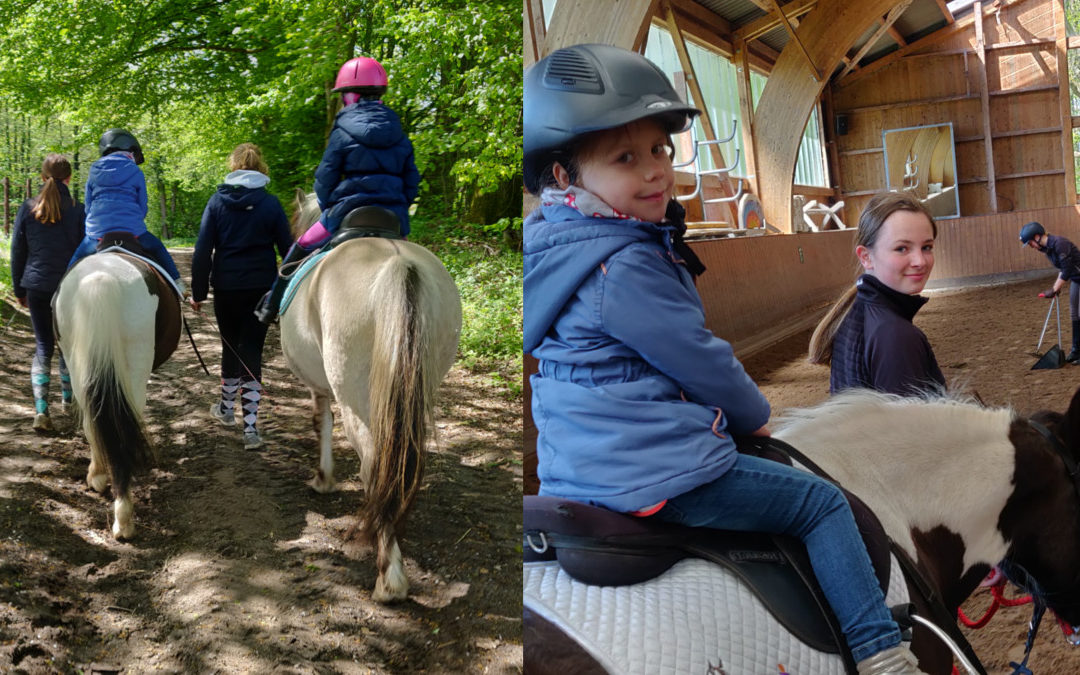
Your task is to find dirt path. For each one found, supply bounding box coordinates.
[741,276,1080,674]
[0,249,523,674]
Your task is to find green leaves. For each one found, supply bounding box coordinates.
[0,0,522,228]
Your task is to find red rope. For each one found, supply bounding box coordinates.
[956,581,1032,628]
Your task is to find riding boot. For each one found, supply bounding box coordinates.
[254,244,309,324]
[855,645,927,675]
[1068,320,1080,363]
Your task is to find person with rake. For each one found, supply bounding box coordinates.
[1020,221,1080,363]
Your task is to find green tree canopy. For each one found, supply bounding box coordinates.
[0,0,522,236]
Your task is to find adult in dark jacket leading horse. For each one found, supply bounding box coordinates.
[190,142,293,450]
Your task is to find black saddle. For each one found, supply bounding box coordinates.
[524,438,897,673]
[96,230,150,257]
[324,206,402,250]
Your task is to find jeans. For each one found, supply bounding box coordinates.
[69,232,181,280]
[654,452,901,663]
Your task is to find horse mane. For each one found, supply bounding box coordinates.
[772,387,1006,435]
[290,189,320,240]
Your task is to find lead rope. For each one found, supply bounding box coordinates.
[997,560,1049,675]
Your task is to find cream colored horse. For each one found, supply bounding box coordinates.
[280,194,462,602]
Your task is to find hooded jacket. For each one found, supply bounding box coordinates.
[830,273,945,396]
[524,201,770,513]
[84,152,148,237]
[11,181,85,297]
[190,170,293,301]
[1041,234,1080,282]
[314,100,420,236]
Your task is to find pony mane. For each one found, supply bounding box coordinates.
[290,190,321,239]
[772,387,1009,435]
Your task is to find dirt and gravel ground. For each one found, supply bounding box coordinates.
[740,275,1080,674]
[0,249,523,674]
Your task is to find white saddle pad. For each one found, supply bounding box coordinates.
[524,555,909,674]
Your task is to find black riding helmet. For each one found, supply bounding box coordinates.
[523,43,701,194]
[1020,221,1045,247]
[99,128,144,165]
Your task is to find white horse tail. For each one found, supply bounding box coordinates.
[360,257,435,545]
[69,270,154,496]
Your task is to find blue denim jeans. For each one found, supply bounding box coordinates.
[654,452,901,663]
[69,232,181,280]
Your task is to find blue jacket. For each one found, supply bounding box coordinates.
[1042,234,1080,282]
[524,202,771,513]
[84,152,148,237]
[314,100,420,236]
[191,171,293,301]
[10,181,85,296]
[830,273,945,396]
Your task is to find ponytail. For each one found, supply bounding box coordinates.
[30,153,72,225]
[807,283,858,365]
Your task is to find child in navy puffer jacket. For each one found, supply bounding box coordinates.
[255,56,419,324]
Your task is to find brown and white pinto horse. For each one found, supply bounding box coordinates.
[524,388,1080,674]
[54,250,181,540]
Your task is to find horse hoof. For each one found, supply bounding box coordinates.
[372,577,408,604]
[112,522,135,541]
[87,474,108,493]
[308,473,337,493]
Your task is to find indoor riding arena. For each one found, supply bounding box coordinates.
[526,0,1080,672]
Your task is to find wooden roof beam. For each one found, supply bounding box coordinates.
[765,0,822,81]
[734,0,818,43]
[837,0,913,80]
[837,0,1021,87]
[933,0,955,24]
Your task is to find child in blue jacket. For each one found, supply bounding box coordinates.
[524,44,922,675]
[255,56,419,324]
[68,129,182,285]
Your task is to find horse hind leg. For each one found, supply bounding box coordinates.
[112,490,135,540]
[372,526,408,603]
[308,393,337,493]
[86,444,109,493]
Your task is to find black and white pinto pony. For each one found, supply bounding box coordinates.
[524,388,1080,674]
[54,249,181,540]
[279,193,462,602]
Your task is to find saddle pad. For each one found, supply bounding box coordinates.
[280,250,330,317]
[524,555,909,675]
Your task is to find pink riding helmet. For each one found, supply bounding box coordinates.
[332,57,388,92]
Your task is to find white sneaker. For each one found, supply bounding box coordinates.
[209,402,236,427]
[243,431,264,450]
[32,413,53,433]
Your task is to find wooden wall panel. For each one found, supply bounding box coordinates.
[830,0,1067,221]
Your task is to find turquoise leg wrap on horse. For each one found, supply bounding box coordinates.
[240,378,262,434]
[58,354,72,404]
[31,353,50,414]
